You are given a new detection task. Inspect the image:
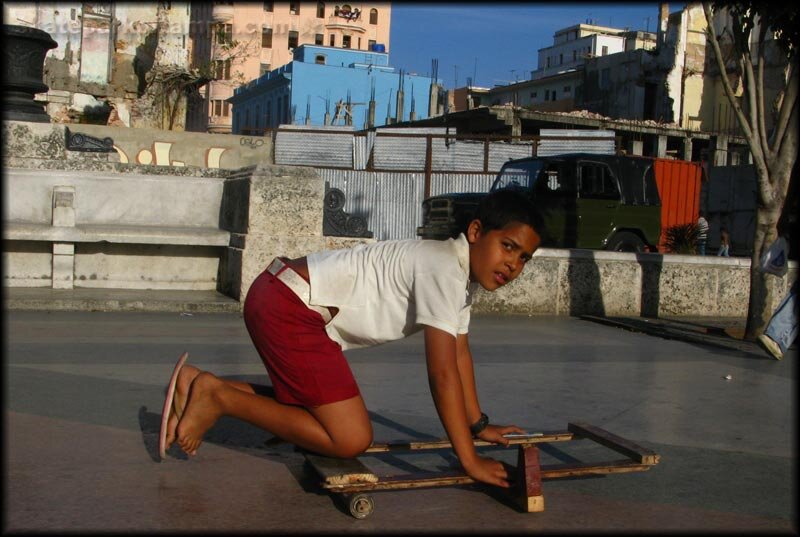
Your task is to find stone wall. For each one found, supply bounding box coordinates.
[2,120,272,170]
[474,248,796,318]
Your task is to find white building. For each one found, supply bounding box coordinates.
[532,23,650,81]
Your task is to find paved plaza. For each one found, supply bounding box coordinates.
[4,310,797,532]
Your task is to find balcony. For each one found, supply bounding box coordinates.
[211,4,233,22]
[207,114,232,134]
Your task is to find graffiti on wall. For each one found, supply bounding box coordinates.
[112,136,268,169]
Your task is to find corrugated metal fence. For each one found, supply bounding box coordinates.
[275,126,616,240]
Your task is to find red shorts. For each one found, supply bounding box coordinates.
[243,264,360,407]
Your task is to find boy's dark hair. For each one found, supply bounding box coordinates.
[472,189,546,235]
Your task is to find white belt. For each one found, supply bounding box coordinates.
[267,258,332,324]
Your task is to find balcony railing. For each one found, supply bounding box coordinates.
[211,4,234,22]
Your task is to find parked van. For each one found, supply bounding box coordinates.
[417,153,662,252]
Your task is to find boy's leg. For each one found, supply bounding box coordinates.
[177,371,372,458]
[166,365,263,449]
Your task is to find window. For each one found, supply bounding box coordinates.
[260,63,271,76]
[368,39,376,50]
[343,35,351,48]
[214,59,231,79]
[573,50,577,61]
[551,89,557,100]
[317,2,325,18]
[315,55,326,65]
[369,8,378,24]
[213,23,232,45]
[289,1,299,14]
[602,45,608,56]
[579,163,620,200]
[559,53,563,65]
[288,30,298,49]
[358,37,361,49]
[530,91,537,99]
[563,85,571,94]
[263,1,273,11]
[315,33,324,45]
[544,90,550,101]
[546,57,550,68]
[329,34,335,46]
[261,27,272,48]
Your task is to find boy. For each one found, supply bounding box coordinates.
[162,189,543,489]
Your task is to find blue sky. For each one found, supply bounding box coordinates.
[389,2,673,88]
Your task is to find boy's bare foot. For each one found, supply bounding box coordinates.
[176,372,224,456]
[165,364,201,451]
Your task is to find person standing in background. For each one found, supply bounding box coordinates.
[717,226,730,257]
[696,213,709,255]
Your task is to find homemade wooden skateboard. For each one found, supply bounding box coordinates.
[304,422,660,519]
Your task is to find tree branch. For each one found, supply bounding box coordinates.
[755,17,770,159]
[772,59,799,155]
[703,3,757,146]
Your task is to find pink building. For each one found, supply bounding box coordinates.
[188,1,392,133]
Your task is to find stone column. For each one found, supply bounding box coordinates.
[628,140,644,156]
[217,164,374,303]
[681,137,693,161]
[51,186,75,289]
[3,24,58,123]
[653,135,667,158]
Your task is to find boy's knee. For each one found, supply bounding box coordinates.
[333,430,372,459]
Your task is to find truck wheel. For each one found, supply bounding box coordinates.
[607,232,646,253]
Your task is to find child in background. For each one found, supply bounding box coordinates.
[717,226,730,256]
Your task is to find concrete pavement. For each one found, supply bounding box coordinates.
[4,310,796,532]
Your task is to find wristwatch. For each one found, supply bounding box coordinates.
[469,412,489,437]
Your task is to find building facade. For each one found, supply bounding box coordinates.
[486,23,655,112]
[3,2,194,129]
[187,1,392,134]
[228,44,435,131]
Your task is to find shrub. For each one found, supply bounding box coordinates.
[664,223,700,254]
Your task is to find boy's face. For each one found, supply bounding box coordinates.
[466,220,541,291]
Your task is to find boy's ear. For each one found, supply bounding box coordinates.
[466,219,482,243]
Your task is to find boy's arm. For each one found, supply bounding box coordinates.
[456,332,526,445]
[424,325,511,488]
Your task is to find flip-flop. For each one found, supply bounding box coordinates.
[159,351,189,461]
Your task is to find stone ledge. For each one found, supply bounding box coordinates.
[3,287,241,313]
[4,222,231,247]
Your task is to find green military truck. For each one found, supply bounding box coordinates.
[417,153,662,252]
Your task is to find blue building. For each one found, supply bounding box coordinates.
[228,45,439,133]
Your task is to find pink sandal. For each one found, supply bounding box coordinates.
[158,351,189,461]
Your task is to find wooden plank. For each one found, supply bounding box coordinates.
[320,459,652,493]
[516,444,544,512]
[541,459,654,479]
[304,453,379,485]
[364,431,574,453]
[568,422,660,465]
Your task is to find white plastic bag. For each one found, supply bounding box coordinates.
[759,236,788,277]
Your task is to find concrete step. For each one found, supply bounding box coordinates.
[3,287,241,313]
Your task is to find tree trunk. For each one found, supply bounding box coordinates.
[745,203,781,338]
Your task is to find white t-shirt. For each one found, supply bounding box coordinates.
[307,234,477,350]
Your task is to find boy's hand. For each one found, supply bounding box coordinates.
[476,424,526,446]
[462,455,513,488]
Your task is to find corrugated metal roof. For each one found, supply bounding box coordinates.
[275,128,354,168]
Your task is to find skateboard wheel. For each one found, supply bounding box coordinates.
[346,493,374,519]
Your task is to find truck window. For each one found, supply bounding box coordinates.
[578,162,620,200]
[535,163,576,198]
[491,161,544,192]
